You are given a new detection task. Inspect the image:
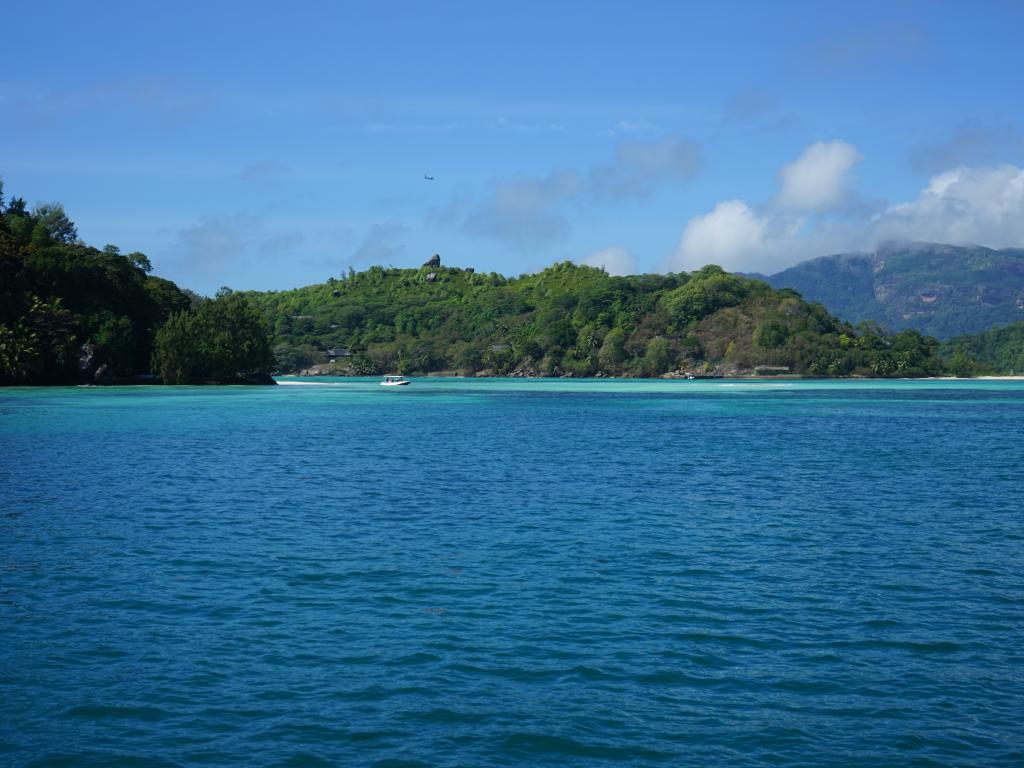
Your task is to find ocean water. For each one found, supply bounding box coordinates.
[1,378,1022,767]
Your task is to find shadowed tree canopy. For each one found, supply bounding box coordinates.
[1,187,276,386]
[152,293,275,384]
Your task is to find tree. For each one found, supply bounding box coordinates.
[948,346,973,378]
[754,320,789,349]
[31,203,78,244]
[152,293,275,383]
[641,336,674,376]
[0,296,77,383]
[598,327,627,370]
[6,197,27,217]
[127,252,153,273]
[92,314,136,375]
[151,311,199,383]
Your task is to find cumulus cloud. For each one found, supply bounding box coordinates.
[874,164,1024,246]
[461,136,701,248]
[579,246,637,276]
[722,88,798,133]
[590,136,701,200]
[723,88,777,124]
[171,216,255,282]
[463,170,580,248]
[160,215,310,292]
[812,24,927,69]
[351,222,410,264]
[670,200,790,273]
[668,157,1024,276]
[910,123,1024,173]
[776,140,861,211]
[667,139,862,273]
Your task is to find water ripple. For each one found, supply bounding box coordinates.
[2,380,1023,766]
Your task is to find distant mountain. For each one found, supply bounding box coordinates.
[761,242,1024,339]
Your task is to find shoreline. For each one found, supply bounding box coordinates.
[280,373,1024,382]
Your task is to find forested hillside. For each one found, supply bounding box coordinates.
[1,184,962,383]
[248,258,949,378]
[762,242,1024,338]
[0,184,273,385]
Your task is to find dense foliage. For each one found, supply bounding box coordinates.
[248,260,950,378]
[762,242,1024,339]
[942,322,1024,375]
[0,182,963,383]
[152,291,275,384]
[0,182,273,385]
[0,185,191,384]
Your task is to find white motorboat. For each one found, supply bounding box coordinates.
[380,375,410,386]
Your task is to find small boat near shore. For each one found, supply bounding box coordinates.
[380,375,410,387]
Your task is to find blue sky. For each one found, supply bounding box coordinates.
[3,0,1024,293]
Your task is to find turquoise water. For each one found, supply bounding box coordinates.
[1,378,1023,767]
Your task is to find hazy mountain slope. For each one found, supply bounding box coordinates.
[763,242,1024,338]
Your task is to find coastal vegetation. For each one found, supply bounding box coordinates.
[249,259,949,378]
[0,185,272,385]
[152,290,276,384]
[0,186,974,383]
[942,322,1024,375]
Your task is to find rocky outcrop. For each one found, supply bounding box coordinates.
[509,360,541,378]
[78,343,101,383]
[93,363,117,384]
[423,253,441,268]
[241,373,277,385]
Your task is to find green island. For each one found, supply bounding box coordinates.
[0,189,997,385]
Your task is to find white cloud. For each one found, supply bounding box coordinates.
[590,136,701,200]
[162,214,307,293]
[170,215,255,281]
[910,123,1024,173]
[776,139,861,211]
[579,246,637,276]
[670,200,771,273]
[667,161,1024,276]
[874,164,1024,246]
[460,136,701,248]
[463,170,580,248]
[665,139,866,275]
